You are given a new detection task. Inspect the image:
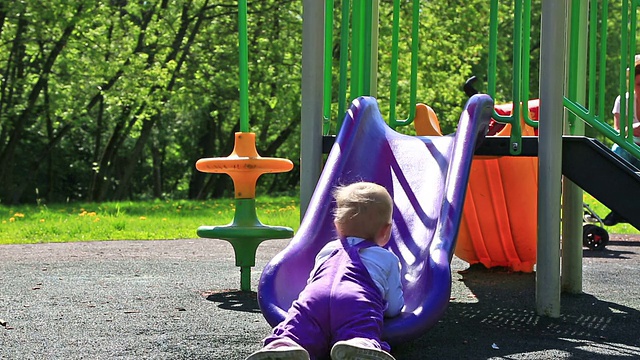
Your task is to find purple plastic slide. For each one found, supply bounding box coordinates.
[258,95,493,344]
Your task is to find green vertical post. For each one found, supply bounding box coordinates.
[323,0,334,135]
[351,0,363,99]
[368,1,379,97]
[598,0,609,121]
[336,0,351,132]
[510,0,523,154]
[488,0,513,126]
[619,0,630,139]
[362,0,373,95]
[388,0,419,129]
[522,0,537,127]
[629,0,638,143]
[389,0,401,124]
[238,0,249,132]
[488,0,499,98]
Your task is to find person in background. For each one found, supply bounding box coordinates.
[603,55,640,226]
[246,182,404,360]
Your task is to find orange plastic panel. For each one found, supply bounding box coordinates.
[415,101,539,272]
[414,103,443,136]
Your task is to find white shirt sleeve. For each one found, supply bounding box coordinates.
[611,94,640,143]
[612,95,621,115]
[359,247,404,317]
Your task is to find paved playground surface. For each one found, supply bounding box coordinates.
[1,235,639,359]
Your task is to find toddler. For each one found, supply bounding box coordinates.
[247,181,404,360]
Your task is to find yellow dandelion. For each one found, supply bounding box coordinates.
[2,220,6,224]
[79,211,87,217]
[9,217,15,222]
[14,212,25,218]
[162,218,167,221]
[40,219,45,223]
[94,218,100,222]
[139,216,147,220]
[88,212,97,217]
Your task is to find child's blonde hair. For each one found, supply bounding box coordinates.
[333,182,393,240]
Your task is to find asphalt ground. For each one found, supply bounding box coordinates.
[1,234,639,359]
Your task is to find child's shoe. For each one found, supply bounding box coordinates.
[330,338,396,360]
[246,338,310,360]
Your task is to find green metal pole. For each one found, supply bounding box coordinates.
[619,0,630,140]
[368,1,379,98]
[522,0,537,128]
[509,0,523,155]
[598,0,609,125]
[362,0,373,95]
[488,0,499,98]
[323,0,334,135]
[388,0,419,129]
[629,1,638,144]
[488,0,511,125]
[336,0,351,132]
[389,0,400,124]
[238,0,249,132]
[351,0,364,99]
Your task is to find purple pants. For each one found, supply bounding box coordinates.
[264,238,389,360]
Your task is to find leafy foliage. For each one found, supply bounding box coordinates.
[0,0,631,204]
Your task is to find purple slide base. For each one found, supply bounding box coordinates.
[258,95,493,344]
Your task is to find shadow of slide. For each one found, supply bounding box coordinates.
[393,264,640,359]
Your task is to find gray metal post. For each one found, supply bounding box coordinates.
[537,0,567,317]
[300,0,325,217]
[369,1,379,97]
[561,0,587,294]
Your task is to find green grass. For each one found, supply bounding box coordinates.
[0,197,300,245]
[0,194,636,245]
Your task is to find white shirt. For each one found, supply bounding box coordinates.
[308,237,404,317]
[612,94,640,144]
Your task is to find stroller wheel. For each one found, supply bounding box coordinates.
[582,224,609,251]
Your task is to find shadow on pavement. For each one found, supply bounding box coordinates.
[582,245,637,259]
[393,262,640,359]
[204,289,260,313]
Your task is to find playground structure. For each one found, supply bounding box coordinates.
[297,0,640,323]
[198,0,640,342]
